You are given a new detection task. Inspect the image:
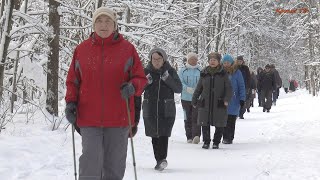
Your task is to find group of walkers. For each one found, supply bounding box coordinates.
[64,6,296,180]
[181,53,245,149]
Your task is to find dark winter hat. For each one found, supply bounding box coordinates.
[265,64,271,68]
[148,48,168,61]
[236,55,244,61]
[207,52,221,62]
[222,54,234,64]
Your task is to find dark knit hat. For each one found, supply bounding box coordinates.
[265,64,271,68]
[207,52,221,62]
[237,56,244,61]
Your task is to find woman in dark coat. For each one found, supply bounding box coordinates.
[256,67,264,106]
[192,52,232,149]
[142,47,182,171]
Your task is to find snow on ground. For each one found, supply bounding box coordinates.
[0,89,320,180]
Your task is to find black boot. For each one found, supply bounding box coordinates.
[212,144,219,149]
[202,142,210,149]
[222,139,233,144]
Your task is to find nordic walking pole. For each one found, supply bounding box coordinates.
[72,125,78,180]
[125,98,138,180]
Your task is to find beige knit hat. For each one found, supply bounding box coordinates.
[186,52,198,60]
[92,7,118,31]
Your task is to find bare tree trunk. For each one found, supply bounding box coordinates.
[46,0,60,116]
[310,68,315,96]
[195,0,200,54]
[0,0,14,100]
[10,0,23,113]
[307,0,315,63]
[96,0,102,9]
[0,0,5,17]
[125,5,131,32]
[214,0,223,52]
[304,64,309,91]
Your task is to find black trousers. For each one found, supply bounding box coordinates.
[261,89,273,110]
[239,90,251,117]
[223,115,238,141]
[202,126,224,145]
[258,90,263,106]
[181,100,201,140]
[152,136,169,162]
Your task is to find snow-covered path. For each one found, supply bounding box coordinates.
[124,89,320,180]
[1,89,319,180]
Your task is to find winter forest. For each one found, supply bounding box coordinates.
[0,0,320,179]
[0,0,319,130]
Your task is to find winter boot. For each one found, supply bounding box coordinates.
[212,144,219,149]
[202,142,210,149]
[267,109,270,113]
[222,139,233,144]
[192,136,200,144]
[187,139,192,143]
[263,108,266,112]
[155,159,168,171]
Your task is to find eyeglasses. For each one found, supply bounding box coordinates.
[152,57,163,62]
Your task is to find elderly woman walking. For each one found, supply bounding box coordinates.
[178,52,201,144]
[65,7,147,180]
[192,52,232,149]
[142,48,182,171]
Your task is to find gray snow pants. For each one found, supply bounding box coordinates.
[79,127,129,180]
[181,100,201,140]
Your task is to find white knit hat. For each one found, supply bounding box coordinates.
[92,7,118,31]
[186,52,198,60]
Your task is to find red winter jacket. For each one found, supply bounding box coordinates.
[65,32,147,128]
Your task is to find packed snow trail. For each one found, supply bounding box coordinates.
[0,89,319,180]
[124,89,320,180]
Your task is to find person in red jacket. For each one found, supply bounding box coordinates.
[65,7,147,180]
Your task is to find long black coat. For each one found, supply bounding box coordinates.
[238,65,251,91]
[142,62,182,137]
[258,71,276,91]
[192,66,232,127]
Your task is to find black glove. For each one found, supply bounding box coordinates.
[120,82,135,99]
[240,100,245,108]
[129,126,138,138]
[65,102,77,124]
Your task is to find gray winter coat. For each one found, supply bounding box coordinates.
[143,62,182,137]
[192,66,233,127]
